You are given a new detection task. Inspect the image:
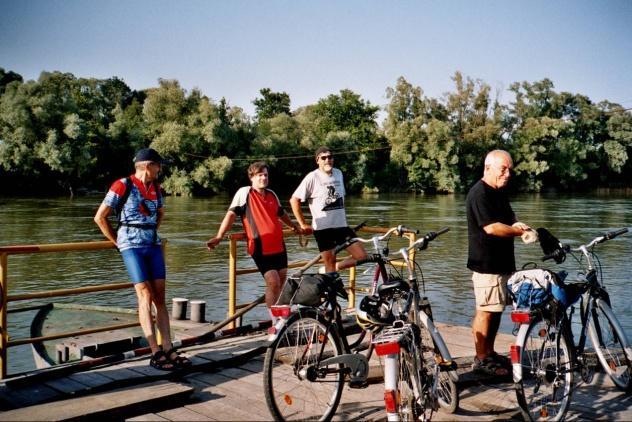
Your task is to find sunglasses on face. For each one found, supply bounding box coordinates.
[319,155,334,161]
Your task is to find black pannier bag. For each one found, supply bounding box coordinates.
[277,273,347,306]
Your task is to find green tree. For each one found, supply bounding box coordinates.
[0,68,23,95]
[253,88,291,120]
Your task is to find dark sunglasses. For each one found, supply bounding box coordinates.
[319,155,334,161]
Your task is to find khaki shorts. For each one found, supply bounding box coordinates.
[472,272,511,312]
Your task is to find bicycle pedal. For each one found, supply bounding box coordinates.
[348,380,368,389]
[438,360,457,371]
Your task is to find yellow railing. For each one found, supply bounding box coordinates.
[0,241,162,379]
[224,226,416,328]
[0,226,415,379]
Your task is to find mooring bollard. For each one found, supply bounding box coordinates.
[172,297,188,320]
[190,300,206,323]
[56,344,69,364]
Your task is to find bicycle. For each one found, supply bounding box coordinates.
[262,224,403,421]
[510,227,632,421]
[262,225,456,421]
[366,227,459,421]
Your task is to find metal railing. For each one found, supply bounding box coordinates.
[0,226,415,379]
[0,241,156,379]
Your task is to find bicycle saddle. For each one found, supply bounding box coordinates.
[378,277,409,297]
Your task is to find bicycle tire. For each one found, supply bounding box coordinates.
[263,308,345,421]
[588,300,632,391]
[515,316,574,421]
[397,338,424,421]
[419,323,459,413]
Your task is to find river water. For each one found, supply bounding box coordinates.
[1,192,631,374]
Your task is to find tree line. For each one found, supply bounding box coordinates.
[1,67,630,196]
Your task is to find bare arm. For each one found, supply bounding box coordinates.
[290,196,309,230]
[94,203,118,246]
[206,211,237,251]
[280,211,301,234]
[483,221,530,237]
[156,207,165,229]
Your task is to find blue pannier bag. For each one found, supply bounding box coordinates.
[508,269,556,309]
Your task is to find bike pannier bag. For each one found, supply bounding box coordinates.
[508,269,555,309]
[277,273,345,306]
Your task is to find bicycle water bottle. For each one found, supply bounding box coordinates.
[420,296,433,320]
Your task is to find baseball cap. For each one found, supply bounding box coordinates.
[133,148,164,163]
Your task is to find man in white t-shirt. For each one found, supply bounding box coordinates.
[290,146,367,272]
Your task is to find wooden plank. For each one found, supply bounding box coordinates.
[67,371,113,388]
[156,407,213,421]
[44,377,89,395]
[0,383,60,410]
[0,381,193,421]
[127,413,169,421]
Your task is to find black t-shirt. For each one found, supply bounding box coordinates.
[466,180,516,274]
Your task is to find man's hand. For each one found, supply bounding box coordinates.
[299,224,313,235]
[206,237,222,251]
[512,222,531,233]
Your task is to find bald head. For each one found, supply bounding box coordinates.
[482,150,513,189]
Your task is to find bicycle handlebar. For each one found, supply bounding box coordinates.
[397,225,419,235]
[409,227,450,251]
[333,224,421,255]
[541,227,628,262]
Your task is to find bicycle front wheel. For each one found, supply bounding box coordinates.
[419,323,458,413]
[515,316,574,421]
[588,300,632,391]
[263,309,345,421]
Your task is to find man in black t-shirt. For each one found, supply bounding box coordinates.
[466,150,531,376]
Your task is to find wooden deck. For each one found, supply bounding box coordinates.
[1,321,631,421]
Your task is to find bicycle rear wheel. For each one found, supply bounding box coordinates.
[515,316,574,421]
[397,339,424,421]
[419,323,458,413]
[263,309,344,421]
[588,300,632,391]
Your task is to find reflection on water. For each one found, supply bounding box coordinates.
[1,192,631,374]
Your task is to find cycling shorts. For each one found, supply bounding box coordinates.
[252,251,288,276]
[313,227,356,252]
[121,245,166,284]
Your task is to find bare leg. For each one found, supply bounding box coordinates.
[320,250,337,272]
[486,311,502,355]
[135,282,159,353]
[472,309,494,360]
[147,279,173,351]
[263,269,284,308]
[336,242,367,271]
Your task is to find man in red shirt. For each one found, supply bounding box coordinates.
[207,162,302,315]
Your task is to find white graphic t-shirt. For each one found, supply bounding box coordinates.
[292,168,347,230]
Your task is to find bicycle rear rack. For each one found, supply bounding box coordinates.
[372,324,412,356]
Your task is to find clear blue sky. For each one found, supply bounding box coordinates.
[2,0,631,117]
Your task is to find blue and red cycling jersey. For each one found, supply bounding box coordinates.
[102,175,164,251]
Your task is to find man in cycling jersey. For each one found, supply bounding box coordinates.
[94,148,190,371]
[290,146,367,273]
[206,161,302,319]
[466,149,531,377]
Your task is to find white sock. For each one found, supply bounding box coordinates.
[269,309,278,325]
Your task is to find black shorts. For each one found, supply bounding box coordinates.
[252,251,288,276]
[313,227,356,252]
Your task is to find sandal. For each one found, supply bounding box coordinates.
[489,351,511,369]
[149,350,175,371]
[471,356,510,377]
[166,348,192,368]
